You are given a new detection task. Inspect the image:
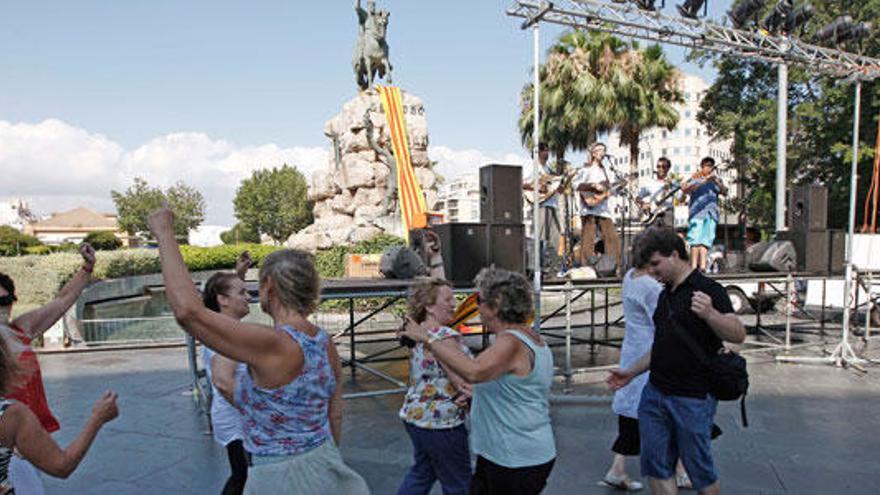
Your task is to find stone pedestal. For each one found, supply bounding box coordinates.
[287,88,440,251]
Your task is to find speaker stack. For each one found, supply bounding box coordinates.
[426,165,525,284]
[775,185,837,273]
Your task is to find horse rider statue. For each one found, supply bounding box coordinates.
[353,0,393,91]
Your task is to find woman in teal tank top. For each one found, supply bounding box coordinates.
[400,268,556,495]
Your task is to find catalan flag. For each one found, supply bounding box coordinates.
[378,86,427,241]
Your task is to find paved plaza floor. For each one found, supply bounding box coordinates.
[36,334,880,494]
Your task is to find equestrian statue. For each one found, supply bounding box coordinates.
[353,0,393,91]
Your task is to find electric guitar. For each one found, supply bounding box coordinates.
[638,181,681,224]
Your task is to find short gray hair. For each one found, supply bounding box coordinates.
[259,249,320,316]
[474,268,532,324]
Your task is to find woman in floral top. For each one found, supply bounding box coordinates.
[398,278,473,495]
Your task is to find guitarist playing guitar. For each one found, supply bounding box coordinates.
[574,142,621,267]
[637,157,676,227]
[523,143,567,275]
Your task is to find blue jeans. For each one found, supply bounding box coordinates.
[398,422,471,495]
[638,382,719,490]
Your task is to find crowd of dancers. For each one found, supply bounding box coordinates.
[0,203,745,494]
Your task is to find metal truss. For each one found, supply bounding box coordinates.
[507,0,880,80]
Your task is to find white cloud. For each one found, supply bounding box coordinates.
[0,119,327,226]
[0,119,528,227]
[429,145,529,181]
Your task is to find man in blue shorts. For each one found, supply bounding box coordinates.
[681,157,727,271]
[608,228,745,494]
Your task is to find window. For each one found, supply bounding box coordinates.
[685,129,692,137]
[662,131,668,139]
[673,147,680,155]
[684,111,692,118]
[662,148,668,156]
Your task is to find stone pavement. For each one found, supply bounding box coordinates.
[37,339,880,494]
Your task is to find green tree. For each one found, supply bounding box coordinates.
[111,177,206,241]
[616,43,683,174]
[220,222,261,244]
[0,226,41,256]
[519,30,630,161]
[233,165,314,245]
[83,231,122,251]
[696,0,880,229]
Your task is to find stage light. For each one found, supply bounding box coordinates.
[633,0,657,12]
[813,16,872,45]
[728,0,766,29]
[676,0,706,19]
[761,0,793,33]
[782,3,813,33]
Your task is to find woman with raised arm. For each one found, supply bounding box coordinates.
[147,207,368,495]
[399,267,556,495]
[0,331,118,492]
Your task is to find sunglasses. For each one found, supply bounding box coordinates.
[0,294,15,306]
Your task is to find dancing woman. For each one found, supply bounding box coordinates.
[148,207,369,495]
[400,268,555,495]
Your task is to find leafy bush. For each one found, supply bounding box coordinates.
[83,231,122,251]
[314,234,404,278]
[220,223,261,244]
[23,245,52,256]
[0,226,42,256]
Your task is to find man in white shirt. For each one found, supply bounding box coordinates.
[637,157,676,228]
[574,143,620,267]
[523,143,567,275]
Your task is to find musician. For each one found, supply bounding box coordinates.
[637,157,675,228]
[574,142,621,266]
[681,156,728,271]
[523,143,565,274]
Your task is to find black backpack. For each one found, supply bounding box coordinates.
[672,320,749,427]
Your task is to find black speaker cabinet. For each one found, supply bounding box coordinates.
[775,230,830,273]
[432,223,488,284]
[489,224,525,273]
[789,185,828,231]
[829,229,846,274]
[480,164,522,225]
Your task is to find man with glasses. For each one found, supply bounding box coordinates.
[637,157,676,228]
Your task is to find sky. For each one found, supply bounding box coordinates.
[0,0,732,226]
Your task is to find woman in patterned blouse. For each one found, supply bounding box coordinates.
[397,277,473,495]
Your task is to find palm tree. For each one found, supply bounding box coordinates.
[615,43,683,175]
[519,30,631,163]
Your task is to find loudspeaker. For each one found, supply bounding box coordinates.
[488,224,525,273]
[379,246,427,279]
[829,229,846,274]
[747,240,796,272]
[775,230,830,273]
[433,223,488,284]
[480,164,522,224]
[789,185,827,231]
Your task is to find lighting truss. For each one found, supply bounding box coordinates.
[507,0,880,80]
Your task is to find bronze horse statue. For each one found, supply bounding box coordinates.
[353,0,393,91]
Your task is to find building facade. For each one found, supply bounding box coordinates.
[603,72,737,227]
[434,173,480,223]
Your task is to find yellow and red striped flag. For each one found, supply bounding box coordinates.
[378,86,427,240]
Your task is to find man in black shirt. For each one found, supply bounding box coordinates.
[608,228,745,495]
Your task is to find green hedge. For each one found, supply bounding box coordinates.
[0,236,405,311]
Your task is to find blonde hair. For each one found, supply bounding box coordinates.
[259,249,320,316]
[407,278,453,323]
